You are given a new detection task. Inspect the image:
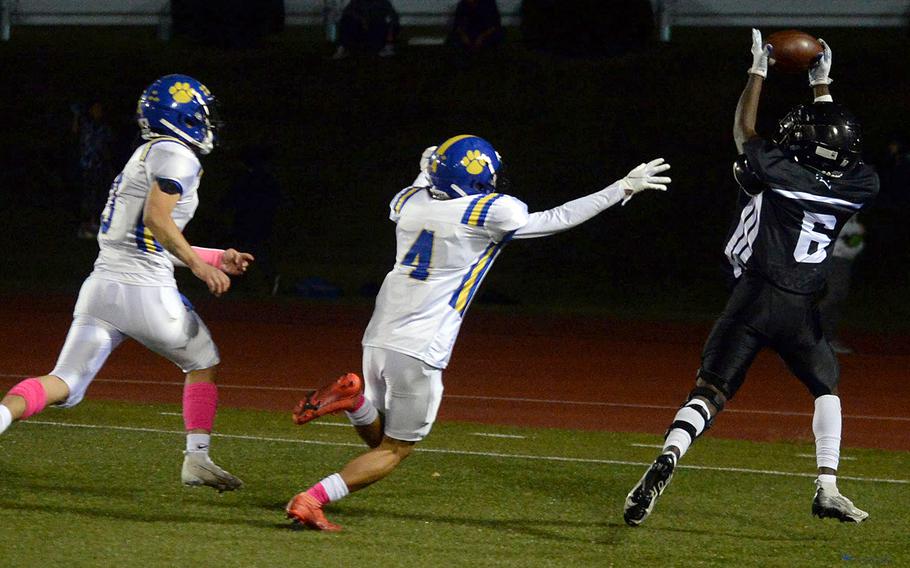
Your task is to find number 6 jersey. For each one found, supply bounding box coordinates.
[725,137,878,293]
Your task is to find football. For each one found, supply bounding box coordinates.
[765,30,824,73]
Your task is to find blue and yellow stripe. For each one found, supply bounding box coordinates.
[134,218,163,253]
[393,186,423,215]
[449,239,508,316]
[461,193,502,227]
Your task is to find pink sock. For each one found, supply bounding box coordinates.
[9,378,47,420]
[183,382,218,431]
[306,483,331,506]
[351,395,365,411]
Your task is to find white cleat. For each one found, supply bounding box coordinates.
[812,480,868,523]
[181,452,244,493]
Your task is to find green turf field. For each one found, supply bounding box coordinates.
[1,400,906,567]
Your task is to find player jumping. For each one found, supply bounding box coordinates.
[623,31,878,526]
[0,74,252,492]
[284,135,671,531]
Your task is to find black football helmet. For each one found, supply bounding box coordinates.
[773,102,862,178]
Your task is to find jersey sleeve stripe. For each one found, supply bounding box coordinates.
[394,187,423,214]
[461,193,500,227]
[770,187,862,209]
[134,218,164,253]
[475,194,503,226]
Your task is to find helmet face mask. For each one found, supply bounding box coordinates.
[773,102,862,178]
[428,135,502,199]
[137,74,218,155]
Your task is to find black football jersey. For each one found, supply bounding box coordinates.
[724,137,879,294]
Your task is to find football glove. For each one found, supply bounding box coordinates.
[619,158,671,205]
[748,28,771,78]
[420,146,437,173]
[809,38,833,86]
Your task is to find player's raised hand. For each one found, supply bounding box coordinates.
[809,38,833,86]
[192,263,231,297]
[749,28,771,77]
[420,146,438,172]
[619,158,671,205]
[220,248,254,276]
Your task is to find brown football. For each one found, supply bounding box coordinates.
[765,30,823,73]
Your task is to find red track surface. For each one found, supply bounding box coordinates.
[3,294,908,451]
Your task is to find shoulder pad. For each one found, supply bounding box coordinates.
[733,154,765,196]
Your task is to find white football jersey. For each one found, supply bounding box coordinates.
[92,137,203,286]
[362,173,530,369]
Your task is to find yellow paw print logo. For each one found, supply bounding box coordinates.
[169,82,195,104]
[461,150,490,175]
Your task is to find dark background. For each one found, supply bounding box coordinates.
[0,24,907,329]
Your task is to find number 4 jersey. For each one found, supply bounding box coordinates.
[725,137,879,293]
[362,174,530,369]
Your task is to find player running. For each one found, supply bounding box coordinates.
[623,31,878,526]
[0,74,252,492]
[286,134,671,531]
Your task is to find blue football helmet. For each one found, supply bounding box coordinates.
[137,74,218,155]
[427,135,502,199]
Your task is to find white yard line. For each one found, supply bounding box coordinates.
[19,419,909,485]
[470,432,526,439]
[2,372,908,422]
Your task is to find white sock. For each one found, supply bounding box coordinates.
[813,395,841,472]
[0,404,12,435]
[186,433,211,454]
[817,473,838,491]
[662,399,710,459]
[345,396,378,426]
[320,473,350,502]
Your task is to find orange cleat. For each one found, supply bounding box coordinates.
[286,492,343,532]
[292,372,363,425]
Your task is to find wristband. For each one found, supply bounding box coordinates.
[192,246,224,268]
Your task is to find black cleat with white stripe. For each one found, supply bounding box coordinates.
[624,451,677,527]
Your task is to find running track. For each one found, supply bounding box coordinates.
[2,294,907,452]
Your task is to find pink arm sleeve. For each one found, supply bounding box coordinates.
[191,246,224,269]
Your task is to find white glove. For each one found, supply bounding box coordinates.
[809,38,833,86]
[419,146,437,172]
[619,158,671,205]
[748,28,771,77]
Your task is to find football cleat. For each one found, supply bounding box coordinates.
[286,492,343,532]
[181,452,244,492]
[623,452,677,527]
[812,481,868,523]
[292,373,363,425]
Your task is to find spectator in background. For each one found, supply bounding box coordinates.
[72,101,114,239]
[224,144,283,294]
[819,215,866,354]
[448,0,504,58]
[332,0,400,59]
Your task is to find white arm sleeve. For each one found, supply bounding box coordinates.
[512,182,625,240]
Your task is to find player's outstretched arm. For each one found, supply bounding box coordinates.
[734,29,768,153]
[512,158,670,239]
[144,181,231,297]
